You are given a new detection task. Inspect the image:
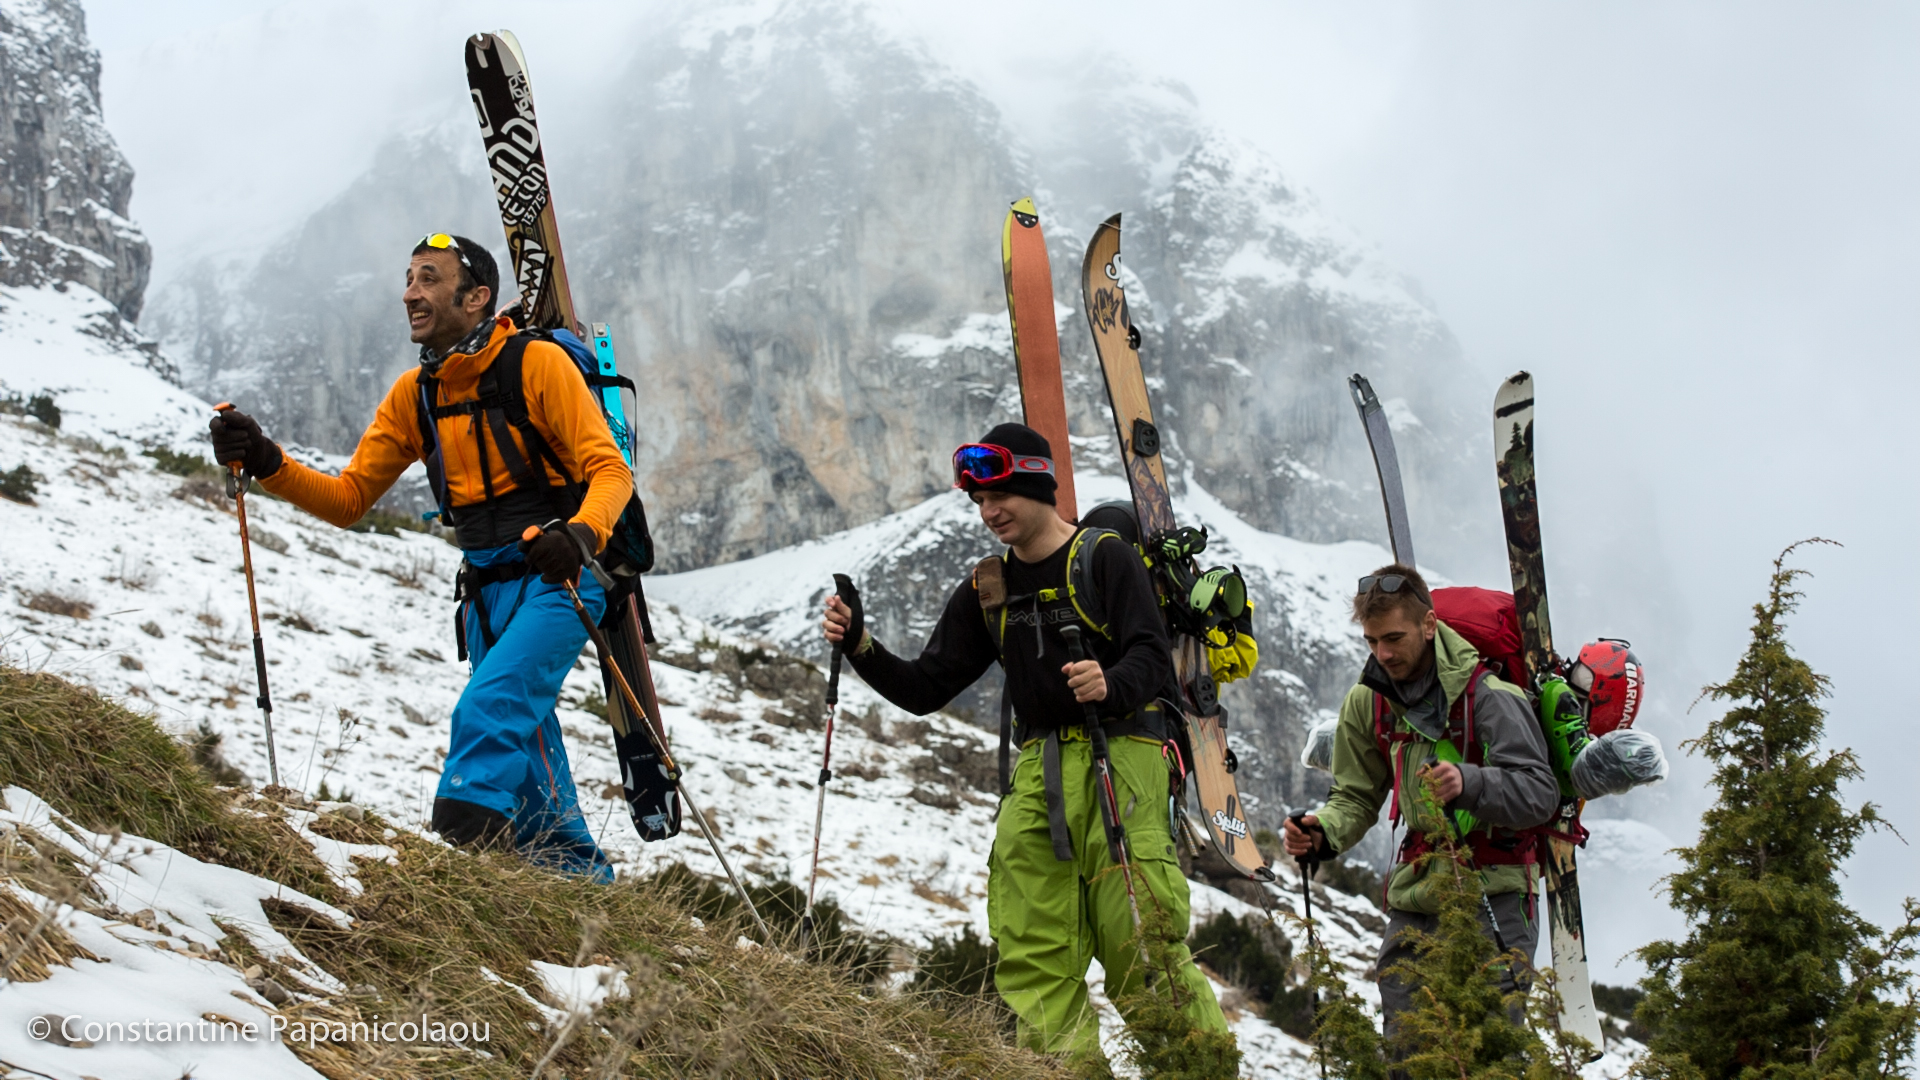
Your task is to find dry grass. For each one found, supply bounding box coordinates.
[20,589,91,620]
[0,663,1067,1080]
[0,663,335,900]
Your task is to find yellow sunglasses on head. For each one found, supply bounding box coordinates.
[417,233,473,272]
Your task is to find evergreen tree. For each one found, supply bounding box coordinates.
[1636,541,1919,1080]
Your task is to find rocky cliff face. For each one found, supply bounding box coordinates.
[0,0,150,322]
[143,0,1496,826]
[151,1,1491,571]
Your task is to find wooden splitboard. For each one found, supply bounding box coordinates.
[1079,213,1269,882]
[1002,197,1077,521]
[1492,371,1602,1052]
[466,30,579,333]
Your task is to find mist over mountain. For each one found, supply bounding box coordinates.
[144,0,1493,576]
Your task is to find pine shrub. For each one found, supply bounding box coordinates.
[1635,541,1920,1080]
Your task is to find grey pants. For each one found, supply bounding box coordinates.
[1377,889,1537,1046]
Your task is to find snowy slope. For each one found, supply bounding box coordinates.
[0,291,1649,1077]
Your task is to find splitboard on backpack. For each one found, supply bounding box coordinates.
[1076,213,1272,883]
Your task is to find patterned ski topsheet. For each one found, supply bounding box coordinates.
[1493,371,1555,682]
[1002,198,1077,521]
[1492,371,1602,1052]
[1349,374,1416,568]
[466,31,578,333]
[1079,213,1267,882]
[1080,214,1175,537]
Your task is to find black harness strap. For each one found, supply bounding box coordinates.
[1040,729,1075,862]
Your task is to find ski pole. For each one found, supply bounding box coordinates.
[1060,625,1153,978]
[521,526,772,941]
[1288,810,1327,1080]
[800,574,853,953]
[214,403,281,790]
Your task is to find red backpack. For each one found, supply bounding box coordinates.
[1369,586,1546,871]
[1430,587,1526,686]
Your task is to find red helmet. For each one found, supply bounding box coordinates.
[1568,639,1643,736]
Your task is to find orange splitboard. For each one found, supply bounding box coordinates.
[1002,197,1077,522]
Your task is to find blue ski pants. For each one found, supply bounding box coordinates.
[442,542,612,882]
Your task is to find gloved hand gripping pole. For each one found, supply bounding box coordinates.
[1060,625,1152,977]
[215,403,280,790]
[521,525,771,941]
[801,574,854,953]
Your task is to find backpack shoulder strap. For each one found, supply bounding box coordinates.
[973,553,1010,657]
[1064,526,1120,639]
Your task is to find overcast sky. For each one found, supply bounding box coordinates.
[85,0,1920,977]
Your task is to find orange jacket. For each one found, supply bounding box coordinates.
[261,316,632,549]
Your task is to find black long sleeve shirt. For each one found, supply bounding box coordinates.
[847,528,1173,731]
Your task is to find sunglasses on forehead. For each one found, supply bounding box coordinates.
[1357,573,1430,603]
[417,232,474,272]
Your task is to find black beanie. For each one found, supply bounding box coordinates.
[965,422,1058,505]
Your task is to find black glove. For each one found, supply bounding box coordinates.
[835,573,867,655]
[209,407,284,479]
[525,521,599,585]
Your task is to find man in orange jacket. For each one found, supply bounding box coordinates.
[211,234,631,881]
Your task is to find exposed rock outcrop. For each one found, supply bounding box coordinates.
[0,0,150,321]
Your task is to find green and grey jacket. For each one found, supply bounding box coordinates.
[1312,622,1557,914]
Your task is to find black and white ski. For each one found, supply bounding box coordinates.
[1493,371,1602,1051]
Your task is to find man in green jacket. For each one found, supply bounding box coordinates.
[1283,564,1556,1040]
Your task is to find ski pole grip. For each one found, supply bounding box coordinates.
[1288,810,1326,871]
[1059,625,1108,745]
[827,573,855,706]
[213,402,245,497]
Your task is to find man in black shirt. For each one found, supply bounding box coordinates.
[822,423,1229,1063]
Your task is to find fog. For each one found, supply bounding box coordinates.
[86,0,1919,979]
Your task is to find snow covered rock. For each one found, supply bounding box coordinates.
[0,0,151,321]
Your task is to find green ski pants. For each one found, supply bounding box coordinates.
[987,726,1228,1059]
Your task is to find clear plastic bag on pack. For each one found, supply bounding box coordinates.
[1571,728,1669,799]
[1300,714,1340,773]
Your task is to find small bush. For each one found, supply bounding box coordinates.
[1592,982,1653,1043]
[188,720,247,786]
[349,506,427,536]
[1318,858,1383,903]
[27,393,60,429]
[1189,911,1314,1036]
[22,590,91,620]
[142,445,219,478]
[0,463,40,504]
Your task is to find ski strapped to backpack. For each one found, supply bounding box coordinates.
[415,326,656,656]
